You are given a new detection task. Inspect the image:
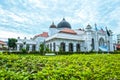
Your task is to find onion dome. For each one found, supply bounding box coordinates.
[86,24,92,29]
[57,18,71,29]
[50,22,56,28]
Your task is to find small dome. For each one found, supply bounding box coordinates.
[50,22,56,28]
[86,24,92,29]
[57,18,71,29]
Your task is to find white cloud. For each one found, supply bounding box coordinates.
[0,30,33,39]
[0,0,120,39]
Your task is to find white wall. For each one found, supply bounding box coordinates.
[49,28,59,36]
[46,38,84,52]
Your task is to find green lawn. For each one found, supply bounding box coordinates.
[0,53,120,80]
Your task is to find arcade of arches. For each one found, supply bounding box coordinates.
[48,42,81,52]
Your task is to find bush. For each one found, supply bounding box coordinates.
[0,54,120,79]
[21,48,27,53]
[0,51,3,55]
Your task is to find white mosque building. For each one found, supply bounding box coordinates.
[16,18,114,52]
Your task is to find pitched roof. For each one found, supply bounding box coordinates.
[0,40,6,45]
[35,32,49,38]
[59,28,77,35]
[116,44,120,49]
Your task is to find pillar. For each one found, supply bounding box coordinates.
[73,43,76,52]
[56,42,59,52]
[66,43,69,52]
[17,44,20,51]
[29,45,32,51]
[36,44,39,51]
[95,32,99,52]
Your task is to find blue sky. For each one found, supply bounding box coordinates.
[0,0,120,40]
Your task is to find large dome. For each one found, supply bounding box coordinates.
[57,18,71,29]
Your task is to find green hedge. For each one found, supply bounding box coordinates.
[2,50,120,55]
[0,54,120,79]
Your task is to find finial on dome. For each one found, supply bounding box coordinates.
[63,18,65,20]
[52,21,54,25]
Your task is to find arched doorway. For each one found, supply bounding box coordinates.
[20,44,23,50]
[32,45,36,51]
[76,44,80,52]
[69,43,73,52]
[99,38,104,46]
[60,42,65,52]
[91,38,95,51]
[26,44,29,51]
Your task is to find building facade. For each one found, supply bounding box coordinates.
[16,18,114,52]
[0,40,8,50]
[117,34,120,44]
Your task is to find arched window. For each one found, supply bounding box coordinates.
[69,43,73,52]
[76,44,80,52]
[20,44,23,50]
[99,38,104,46]
[91,38,95,50]
[32,45,36,51]
[60,42,65,52]
[26,44,29,51]
[53,43,56,51]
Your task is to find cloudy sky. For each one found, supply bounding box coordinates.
[0,0,120,40]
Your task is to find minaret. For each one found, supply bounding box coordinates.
[49,22,57,36]
[85,24,93,52]
[108,30,114,52]
[94,23,99,52]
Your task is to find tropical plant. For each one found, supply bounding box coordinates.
[21,48,27,53]
[8,38,17,50]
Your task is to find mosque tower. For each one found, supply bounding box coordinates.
[49,22,57,36]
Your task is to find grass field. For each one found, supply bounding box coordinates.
[0,53,120,80]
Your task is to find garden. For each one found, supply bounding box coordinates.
[0,52,120,79]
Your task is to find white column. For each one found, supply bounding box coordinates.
[36,44,39,51]
[17,44,20,51]
[95,32,99,52]
[109,36,114,52]
[66,43,69,52]
[56,42,59,52]
[73,43,76,52]
[29,45,32,51]
[80,42,84,52]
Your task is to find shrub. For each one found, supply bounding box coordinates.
[0,54,120,79]
[21,48,27,53]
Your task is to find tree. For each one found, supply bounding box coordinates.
[39,43,50,55]
[40,43,44,54]
[8,38,17,50]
